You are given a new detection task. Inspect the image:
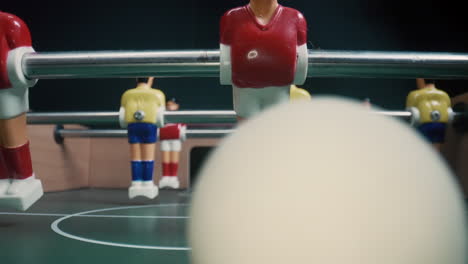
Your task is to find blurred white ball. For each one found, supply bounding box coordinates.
[189,97,467,264]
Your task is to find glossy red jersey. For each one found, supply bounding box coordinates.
[0,12,32,89]
[220,5,307,88]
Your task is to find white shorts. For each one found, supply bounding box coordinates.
[233,85,290,118]
[160,140,182,152]
[0,86,29,119]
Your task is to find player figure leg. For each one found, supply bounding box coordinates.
[129,142,143,196]
[127,123,158,199]
[141,142,157,193]
[0,137,11,194]
[161,146,171,181]
[0,113,43,210]
[2,114,33,194]
[159,140,181,189]
[169,147,181,188]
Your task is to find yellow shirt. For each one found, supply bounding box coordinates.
[406,87,451,124]
[120,84,166,124]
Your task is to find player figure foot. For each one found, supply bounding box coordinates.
[159,176,180,189]
[130,181,142,188]
[0,179,11,194]
[129,181,158,199]
[128,181,142,199]
[1,175,43,211]
[7,175,36,195]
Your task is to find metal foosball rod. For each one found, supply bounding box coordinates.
[27,110,416,125]
[28,110,468,126]
[50,108,467,141]
[23,50,468,79]
[27,111,238,125]
[34,110,420,142]
[54,127,234,140]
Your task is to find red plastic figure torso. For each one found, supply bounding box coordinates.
[0,11,32,89]
[220,5,307,88]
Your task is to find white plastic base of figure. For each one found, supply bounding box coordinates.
[0,177,43,211]
[8,176,36,195]
[159,176,180,189]
[0,179,10,194]
[128,181,159,199]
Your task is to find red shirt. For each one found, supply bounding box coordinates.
[0,11,32,89]
[220,5,307,88]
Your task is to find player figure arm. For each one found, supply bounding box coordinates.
[6,15,37,88]
[119,95,128,128]
[294,44,308,85]
[220,44,232,85]
[219,13,233,85]
[294,13,308,85]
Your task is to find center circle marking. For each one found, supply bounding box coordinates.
[51,204,191,251]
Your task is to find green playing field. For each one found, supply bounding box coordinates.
[0,189,190,264]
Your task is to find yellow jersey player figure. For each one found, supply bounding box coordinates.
[119,77,165,199]
[406,79,454,151]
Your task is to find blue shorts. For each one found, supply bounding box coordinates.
[418,123,447,143]
[127,123,158,144]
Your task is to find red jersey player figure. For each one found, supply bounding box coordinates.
[0,11,42,210]
[159,98,187,189]
[220,0,308,120]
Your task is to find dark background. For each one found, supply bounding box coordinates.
[2,0,468,113]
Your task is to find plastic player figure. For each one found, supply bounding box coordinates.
[158,98,186,189]
[159,123,186,189]
[0,11,42,211]
[220,0,308,120]
[406,79,454,150]
[119,77,165,199]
